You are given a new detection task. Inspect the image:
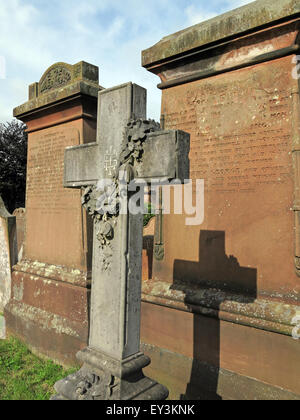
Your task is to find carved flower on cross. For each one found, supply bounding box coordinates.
[127,119,160,141]
[97,220,114,247]
[81,186,98,217]
[95,179,119,216]
[128,120,147,142]
[124,119,161,163]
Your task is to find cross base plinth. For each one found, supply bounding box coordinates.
[51,348,169,401]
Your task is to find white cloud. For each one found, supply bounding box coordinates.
[0,0,254,124]
[230,0,256,8]
[185,5,218,26]
[0,1,54,72]
[185,0,255,26]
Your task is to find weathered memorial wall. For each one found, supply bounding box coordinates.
[5,62,100,365]
[141,0,300,399]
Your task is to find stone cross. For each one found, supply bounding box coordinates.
[53,83,190,400]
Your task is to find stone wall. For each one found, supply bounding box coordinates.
[5,62,99,365]
[0,196,17,313]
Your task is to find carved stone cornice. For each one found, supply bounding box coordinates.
[14,61,102,118]
[142,279,300,337]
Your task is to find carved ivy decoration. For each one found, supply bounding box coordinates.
[81,119,160,272]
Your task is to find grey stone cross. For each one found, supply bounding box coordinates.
[53,83,190,400]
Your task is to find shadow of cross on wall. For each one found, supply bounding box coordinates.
[172,230,257,400]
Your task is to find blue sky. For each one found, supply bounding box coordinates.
[0,0,253,123]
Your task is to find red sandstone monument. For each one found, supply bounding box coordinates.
[5,62,100,365]
[141,0,300,400]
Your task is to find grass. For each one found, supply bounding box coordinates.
[143,203,155,227]
[0,336,77,400]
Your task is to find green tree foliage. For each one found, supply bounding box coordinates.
[0,120,27,213]
[143,202,155,227]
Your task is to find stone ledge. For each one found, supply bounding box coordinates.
[141,279,300,337]
[13,259,91,288]
[142,0,300,67]
[14,81,101,118]
[141,342,300,400]
[14,61,102,117]
[5,300,88,366]
[5,300,86,339]
[77,348,151,379]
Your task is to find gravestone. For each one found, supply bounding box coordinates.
[6,61,100,364]
[141,0,300,400]
[13,208,26,261]
[52,82,190,400]
[0,196,17,338]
